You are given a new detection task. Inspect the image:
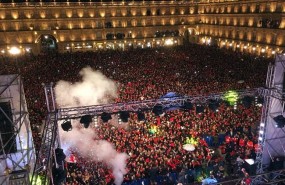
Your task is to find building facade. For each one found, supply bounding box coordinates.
[0,0,284,57]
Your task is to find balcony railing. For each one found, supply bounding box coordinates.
[0,1,194,8]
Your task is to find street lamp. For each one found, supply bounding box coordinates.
[8,46,21,55]
[8,46,21,70]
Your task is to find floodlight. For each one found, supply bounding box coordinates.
[80,115,92,128]
[61,120,72,132]
[8,47,21,55]
[224,90,238,106]
[255,97,264,107]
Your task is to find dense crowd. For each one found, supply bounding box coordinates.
[65,103,260,185]
[0,44,271,184]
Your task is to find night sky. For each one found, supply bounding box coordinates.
[0,0,160,3]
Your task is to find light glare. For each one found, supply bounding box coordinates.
[8,47,21,55]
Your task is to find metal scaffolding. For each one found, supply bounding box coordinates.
[255,54,285,176]
[31,84,60,185]
[219,169,285,185]
[0,74,35,185]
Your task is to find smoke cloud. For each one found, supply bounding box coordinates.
[55,66,118,107]
[55,67,128,185]
[59,121,129,185]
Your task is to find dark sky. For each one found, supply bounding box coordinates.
[0,0,158,3]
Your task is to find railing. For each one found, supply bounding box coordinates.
[0,1,194,8]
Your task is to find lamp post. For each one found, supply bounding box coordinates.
[8,46,21,56]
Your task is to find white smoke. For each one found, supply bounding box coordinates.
[59,121,129,185]
[54,67,118,107]
[55,67,128,185]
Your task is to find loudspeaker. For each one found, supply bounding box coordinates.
[53,168,66,185]
[55,148,66,165]
[244,159,257,175]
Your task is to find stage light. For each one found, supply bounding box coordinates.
[101,112,112,123]
[208,99,219,112]
[137,111,145,121]
[152,105,163,116]
[273,115,285,128]
[119,111,130,122]
[196,104,204,114]
[80,115,92,128]
[182,101,193,110]
[94,116,98,127]
[242,96,254,108]
[224,90,238,106]
[61,120,72,132]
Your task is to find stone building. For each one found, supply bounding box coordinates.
[0,0,284,57]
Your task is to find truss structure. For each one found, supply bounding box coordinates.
[57,88,263,120]
[219,169,285,185]
[0,74,35,185]
[31,84,60,185]
[255,54,285,174]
